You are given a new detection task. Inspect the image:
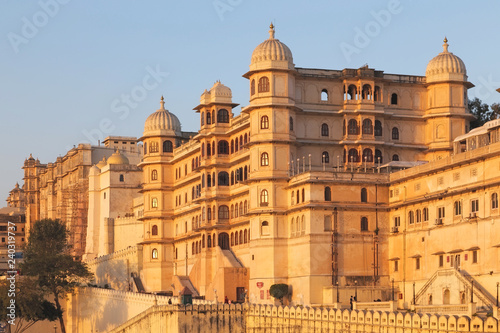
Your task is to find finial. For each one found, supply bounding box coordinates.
[160,96,165,110]
[269,23,275,39]
[443,37,449,52]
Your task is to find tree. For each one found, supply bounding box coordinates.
[468,98,491,129]
[0,277,60,333]
[269,283,289,305]
[20,219,93,333]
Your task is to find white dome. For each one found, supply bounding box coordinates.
[143,97,181,137]
[249,24,294,71]
[426,38,467,83]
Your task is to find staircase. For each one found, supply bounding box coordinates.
[415,268,495,311]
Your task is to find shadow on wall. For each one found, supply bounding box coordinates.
[94,259,130,291]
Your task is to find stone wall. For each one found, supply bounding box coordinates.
[65,287,500,332]
[85,245,143,290]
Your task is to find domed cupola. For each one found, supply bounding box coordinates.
[426,38,467,83]
[107,150,129,165]
[143,96,182,138]
[249,24,294,72]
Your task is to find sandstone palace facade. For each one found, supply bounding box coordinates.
[11,25,500,314]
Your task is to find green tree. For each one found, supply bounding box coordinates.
[20,219,93,333]
[468,98,492,129]
[269,283,288,305]
[0,277,60,333]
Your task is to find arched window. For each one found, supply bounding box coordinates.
[244,134,248,144]
[392,154,400,161]
[218,140,229,155]
[217,109,229,123]
[409,211,414,224]
[201,112,205,126]
[119,174,124,182]
[251,79,255,95]
[348,149,359,163]
[240,135,243,148]
[362,84,372,100]
[231,171,235,185]
[321,123,329,137]
[492,193,498,209]
[192,242,195,255]
[218,205,229,220]
[423,207,429,221]
[152,248,158,259]
[454,201,462,216]
[361,217,368,231]
[239,230,243,244]
[152,198,158,208]
[244,166,248,180]
[302,188,305,203]
[301,216,305,235]
[150,141,159,153]
[230,140,234,154]
[163,140,173,153]
[321,89,328,101]
[374,120,382,136]
[152,225,158,236]
[391,93,398,105]
[261,115,269,129]
[244,200,248,214]
[362,119,373,134]
[324,187,331,201]
[289,117,294,131]
[231,232,234,246]
[261,152,269,166]
[244,229,248,243]
[234,138,238,152]
[202,235,205,248]
[207,235,211,248]
[392,127,399,140]
[290,218,295,237]
[374,86,381,102]
[261,221,270,236]
[260,189,269,206]
[258,77,270,93]
[347,84,357,100]
[206,112,211,125]
[322,151,329,164]
[218,172,229,186]
[362,148,373,162]
[375,149,383,164]
[348,119,358,135]
[416,209,421,223]
[144,142,147,155]
[207,207,212,220]
[361,188,367,203]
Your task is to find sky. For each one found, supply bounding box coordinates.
[1,1,500,204]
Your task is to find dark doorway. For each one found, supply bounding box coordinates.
[218,232,230,250]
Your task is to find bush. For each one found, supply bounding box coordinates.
[269,284,288,305]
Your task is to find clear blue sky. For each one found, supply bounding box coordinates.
[1,1,500,203]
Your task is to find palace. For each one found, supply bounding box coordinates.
[9,25,500,316]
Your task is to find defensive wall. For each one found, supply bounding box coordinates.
[64,287,500,332]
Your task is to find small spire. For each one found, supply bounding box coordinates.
[160,96,165,110]
[443,37,449,53]
[269,23,275,39]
